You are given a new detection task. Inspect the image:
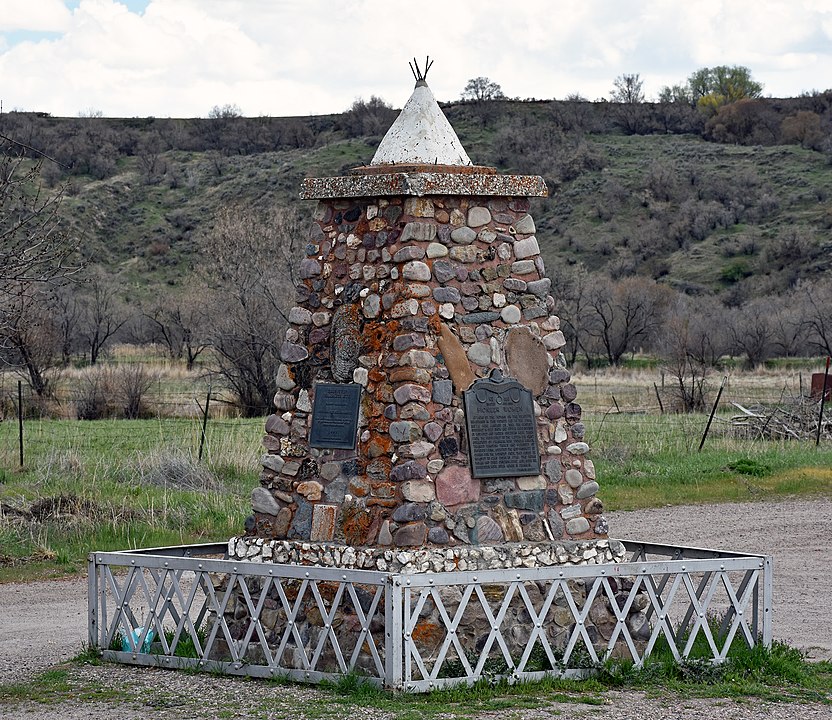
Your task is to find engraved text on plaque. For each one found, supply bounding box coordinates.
[309,383,361,449]
[463,370,540,478]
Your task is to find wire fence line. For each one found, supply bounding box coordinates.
[0,371,827,471]
[0,412,264,471]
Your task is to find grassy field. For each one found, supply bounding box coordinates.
[1,370,829,583]
[0,416,262,580]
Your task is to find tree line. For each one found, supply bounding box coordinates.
[2,64,831,416]
[549,266,832,410]
[1,65,829,189]
[2,138,829,417]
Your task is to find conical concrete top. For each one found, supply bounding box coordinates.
[371,80,472,166]
[300,68,547,200]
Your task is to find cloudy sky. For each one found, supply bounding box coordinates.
[1,0,831,118]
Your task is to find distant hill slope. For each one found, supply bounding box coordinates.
[4,96,831,301]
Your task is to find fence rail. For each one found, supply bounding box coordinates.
[88,540,772,691]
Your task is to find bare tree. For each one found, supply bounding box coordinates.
[1,134,81,394]
[199,205,303,416]
[141,287,209,370]
[548,262,593,367]
[770,295,809,358]
[583,275,672,365]
[610,73,647,134]
[52,286,83,366]
[610,74,645,104]
[725,298,776,368]
[797,278,832,357]
[1,136,80,331]
[0,291,61,397]
[77,275,127,365]
[659,295,728,412]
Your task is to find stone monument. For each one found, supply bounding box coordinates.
[233,61,619,573]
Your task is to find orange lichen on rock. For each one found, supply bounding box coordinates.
[363,321,392,353]
[411,620,445,652]
[341,503,372,545]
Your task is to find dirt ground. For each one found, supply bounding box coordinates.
[1,497,830,719]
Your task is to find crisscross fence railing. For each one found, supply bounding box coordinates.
[88,540,772,691]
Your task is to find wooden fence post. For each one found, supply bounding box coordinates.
[198,389,211,461]
[816,357,830,447]
[699,375,727,452]
[17,380,24,468]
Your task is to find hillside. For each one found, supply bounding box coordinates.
[3,96,832,301]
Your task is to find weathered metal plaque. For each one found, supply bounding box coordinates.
[309,383,361,449]
[463,370,540,478]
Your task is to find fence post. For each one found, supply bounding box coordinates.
[385,574,403,690]
[198,389,211,461]
[88,554,99,650]
[653,382,664,414]
[698,375,727,452]
[17,380,24,468]
[762,556,774,648]
[816,356,830,447]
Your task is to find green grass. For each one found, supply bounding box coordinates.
[0,417,261,580]
[1,400,830,580]
[593,642,832,703]
[587,412,832,510]
[292,640,832,715]
[1,639,829,717]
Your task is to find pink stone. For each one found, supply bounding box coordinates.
[393,383,432,405]
[546,402,564,420]
[296,480,323,501]
[436,465,480,507]
[423,421,443,442]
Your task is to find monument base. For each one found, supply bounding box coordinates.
[227,536,626,572]
[211,537,645,675]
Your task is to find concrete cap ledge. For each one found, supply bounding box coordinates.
[300,171,548,199]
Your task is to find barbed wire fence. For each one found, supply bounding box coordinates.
[0,366,829,472]
[0,375,266,471]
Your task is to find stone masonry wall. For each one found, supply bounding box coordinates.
[248,194,608,549]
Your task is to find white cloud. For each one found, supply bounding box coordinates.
[0,0,71,32]
[0,0,830,116]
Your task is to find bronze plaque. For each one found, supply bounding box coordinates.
[309,383,361,449]
[463,370,540,478]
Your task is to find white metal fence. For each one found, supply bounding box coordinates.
[88,540,772,692]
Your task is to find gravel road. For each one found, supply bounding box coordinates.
[1,497,829,719]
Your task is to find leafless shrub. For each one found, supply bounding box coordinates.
[74,365,117,420]
[117,364,158,419]
[73,364,156,419]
